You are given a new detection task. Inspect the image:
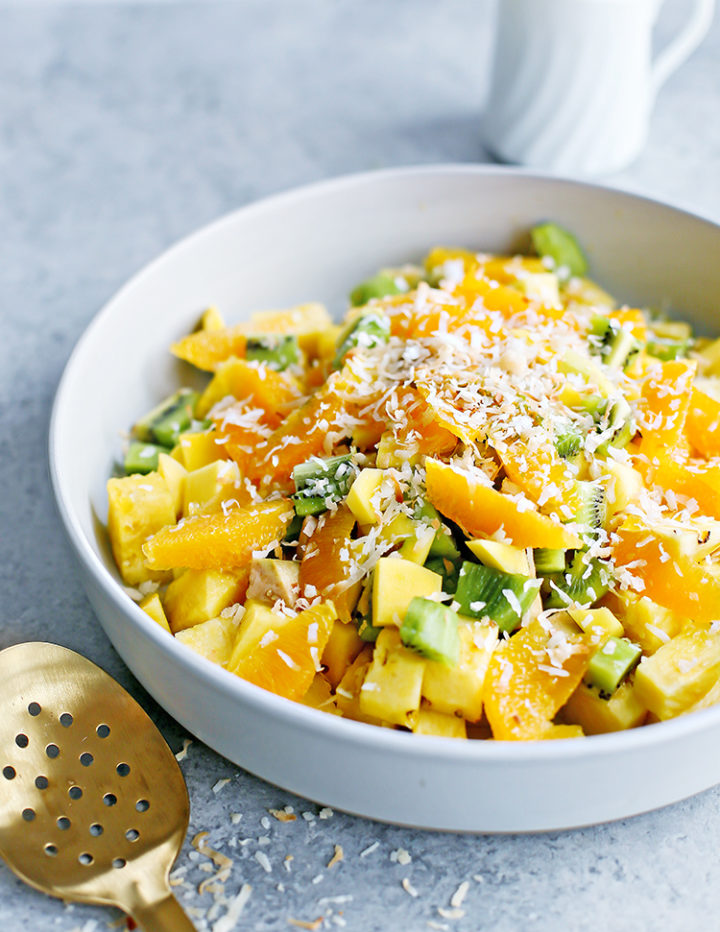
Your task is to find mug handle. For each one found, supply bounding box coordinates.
[652,0,715,94]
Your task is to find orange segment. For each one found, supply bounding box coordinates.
[484,621,591,740]
[636,458,720,519]
[638,359,697,459]
[230,601,336,701]
[425,459,582,550]
[143,500,294,570]
[300,505,358,622]
[172,326,248,372]
[196,357,301,419]
[686,388,720,458]
[493,437,581,519]
[613,522,720,624]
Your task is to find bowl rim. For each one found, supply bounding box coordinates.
[49,161,720,764]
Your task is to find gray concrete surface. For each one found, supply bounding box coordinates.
[1,1,719,929]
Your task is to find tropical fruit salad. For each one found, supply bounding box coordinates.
[106,223,720,741]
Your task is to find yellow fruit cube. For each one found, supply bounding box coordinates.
[322,620,365,688]
[612,594,686,655]
[335,647,384,725]
[398,523,436,565]
[346,468,385,525]
[409,706,467,738]
[520,272,560,306]
[601,460,644,518]
[359,628,426,726]
[183,459,241,516]
[467,539,530,575]
[568,607,624,641]
[541,724,585,740]
[139,592,170,632]
[301,674,340,714]
[175,615,238,666]
[107,473,175,585]
[372,557,442,627]
[164,568,248,632]
[634,627,720,719]
[422,622,498,722]
[229,599,283,661]
[200,306,226,331]
[247,558,300,606]
[173,431,226,471]
[562,681,646,734]
[157,452,187,518]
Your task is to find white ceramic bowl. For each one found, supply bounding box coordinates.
[50,166,720,832]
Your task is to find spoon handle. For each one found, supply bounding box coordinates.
[131,890,198,932]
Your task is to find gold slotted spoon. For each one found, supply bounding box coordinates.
[0,642,196,930]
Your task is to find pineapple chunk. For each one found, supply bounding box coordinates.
[634,627,720,719]
[541,724,585,740]
[164,568,248,633]
[322,620,365,688]
[376,431,411,469]
[247,558,300,607]
[183,460,241,516]
[157,452,187,519]
[229,599,280,660]
[302,674,340,714]
[107,473,175,585]
[335,647,384,725]
[372,557,442,627]
[422,622,498,722]
[171,431,226,471]
[359,628,426,726]
[378,514,434,565]
[519,272,560,306]
[346,468,384,524]
[139,592,170,632]
[610,593,686,655]
[409,706,467,738]
[175,615,238,666]
[562,681,646,734]
[601,459,644,518]
[467,539,530,575]
[684,675,720,715]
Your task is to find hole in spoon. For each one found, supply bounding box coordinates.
[69,786,83,800]
[46,744,60,759]
[96,724,111,739]
[135,799,149,813]
[112,858,126,869]
[116,763,130,777]
[44,844,57,857]
[125,828,139,842]
[59,713,73,728]
[2,766,15,780]
[57,817,70,831]
[90,823,104,836]
[22,808,35,822]
[28,703,41,717]
[78,852,93,866]
[35,775,49,790]
[103,793,117,807]
[80,753,94,767]
[15,734,29,749]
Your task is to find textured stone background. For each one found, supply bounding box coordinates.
[1,2,719,930]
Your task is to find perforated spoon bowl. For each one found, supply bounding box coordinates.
[0,642,196,930]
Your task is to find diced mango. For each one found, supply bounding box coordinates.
[602,459,644,519]
[568,607,624,641]
[609,593,687,655]
[200,306,226,331]
[175,615,238,666]
[422,622,497,722]
[467,539,531,575]
[346,468,385,524]
[359,628,426,726]
[107,473,176,585]
[372,557,442,626]
[138,592,170,632]
[173,431,227,471]
[562,681,646,734]
[157,452,187,519]
[409,706,467,738]
[163,568,248,632]
[321,619,365,688]
[183,459,242,516]
[541,724,585,740]
[301,674,340,715]
[334,647,384,725]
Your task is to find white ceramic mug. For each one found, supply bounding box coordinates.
[484,0,715,175]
